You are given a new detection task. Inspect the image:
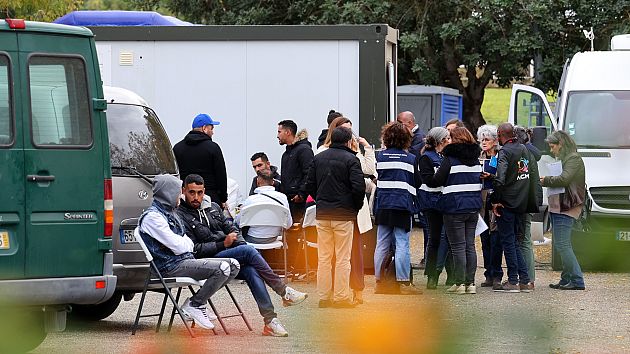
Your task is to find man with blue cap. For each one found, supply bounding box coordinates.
[173,113,228,207]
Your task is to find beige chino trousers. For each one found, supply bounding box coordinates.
[315,219,354,302]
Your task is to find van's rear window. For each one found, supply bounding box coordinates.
[106,103,177,175]
[0,55,11,146]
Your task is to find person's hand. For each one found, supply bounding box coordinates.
[357,137,369,147]
[223,232,238,247]
[480,172,494,180]
[291,195,304,203]
[492,203,504,217]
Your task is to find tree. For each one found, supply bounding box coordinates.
[125,0,630,130]
[0,0,83,21]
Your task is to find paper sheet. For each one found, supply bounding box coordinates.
[546,161,565,196]
[475,214,488,236]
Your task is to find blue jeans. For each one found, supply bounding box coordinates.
[215,244,286,324]
[550,213,585,287]
[496,209,530,285]
[374,225,411,282]
[443,213,478,285]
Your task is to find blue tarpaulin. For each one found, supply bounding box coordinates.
[54,10,193,26]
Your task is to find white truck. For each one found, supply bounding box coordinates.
[508,34,630,271]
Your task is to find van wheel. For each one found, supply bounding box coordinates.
[71,292,123,321]
[0,309,47,353]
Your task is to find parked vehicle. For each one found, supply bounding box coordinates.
[0,19,115,352]
[508,34,630,271]
[71,86,178,321]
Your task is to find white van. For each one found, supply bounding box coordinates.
[508,34,630,271]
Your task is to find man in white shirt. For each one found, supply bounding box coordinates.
[237,171,293,244]
[138,174,240,330]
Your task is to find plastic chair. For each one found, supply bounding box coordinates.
[131,228,201,337]
[239,203,290,282]
[302,205,318,283]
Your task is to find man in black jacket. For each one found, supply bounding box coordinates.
[173,114,228,206]
[249,152,282,195]
[177,174,307,337]
[303,127,365,308]
[491,123,533,293]
[277,119,314,223]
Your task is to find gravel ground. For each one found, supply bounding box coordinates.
[34,230,630,354]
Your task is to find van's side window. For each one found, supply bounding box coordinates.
[0,55,11,146]
[28,56,92,147]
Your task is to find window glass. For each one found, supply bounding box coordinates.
[29,56,91,146]
[0,56,10,146]
[515,91,553,135]
[107,104,177,175]
[565,91,630,149]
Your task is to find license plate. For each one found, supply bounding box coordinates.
[0,231,9,249]
[120,229,137,244]
[616,231,630,241]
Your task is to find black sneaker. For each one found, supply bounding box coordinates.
[559,283,585,291]
[426,276,438,290]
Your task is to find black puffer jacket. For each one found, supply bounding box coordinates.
[316,129,328,148]
[177,197,245,258]
[281,131,314,198]
[173,130,227,203]
[303,143,365,220]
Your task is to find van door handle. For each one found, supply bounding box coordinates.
[27,175,55,182]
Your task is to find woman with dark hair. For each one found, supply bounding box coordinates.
[417,127,451,289]
[432,127,482,294]
[373,122,422,295]
[541,130,586,290]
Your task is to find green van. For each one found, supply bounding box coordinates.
[0,19,116,352]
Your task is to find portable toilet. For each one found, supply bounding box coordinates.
[397,85,463,132]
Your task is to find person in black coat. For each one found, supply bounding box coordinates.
[303,127,365,308]
[316,110,343,148]
[277,119,314,223]
[173,113,228,206]
[396,111,426,157]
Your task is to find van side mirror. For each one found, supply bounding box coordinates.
[530,126,549,154]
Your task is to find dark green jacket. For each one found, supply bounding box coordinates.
[542,152,586,211]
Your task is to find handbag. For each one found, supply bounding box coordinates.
[560,182,585,212]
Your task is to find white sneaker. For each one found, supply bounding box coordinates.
[282,286,308,307]
[180,298,215,330]
[263,318,288,337]
[181,298,217,321]
[465,284,477,294]
[446,284,466,294]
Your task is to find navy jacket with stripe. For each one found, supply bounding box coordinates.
[432,143,483,214]
[417,149,443,211]
[375,148,420,213]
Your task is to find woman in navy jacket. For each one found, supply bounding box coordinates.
[417,127,451,289]
[431,127,482,294]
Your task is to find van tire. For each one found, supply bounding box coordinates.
[0,309,47,353]
[71,292,123,321]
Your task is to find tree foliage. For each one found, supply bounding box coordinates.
[112,0,630,129]
[1,0,83,21]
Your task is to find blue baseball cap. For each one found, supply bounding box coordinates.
[192,113,220,128]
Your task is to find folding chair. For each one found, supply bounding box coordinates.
[131,228,204,338]
[302,205,318,283]
[239,203,291,282]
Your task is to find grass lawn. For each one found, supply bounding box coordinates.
[480,88,512,125]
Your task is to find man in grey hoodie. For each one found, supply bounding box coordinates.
[138,174,239,330]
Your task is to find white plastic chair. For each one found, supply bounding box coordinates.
[302,205,318,282]
[132,228,201,337]
[239,203,290,281]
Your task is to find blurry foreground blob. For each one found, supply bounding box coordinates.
[313,298,452,354]
[128,329,208,354]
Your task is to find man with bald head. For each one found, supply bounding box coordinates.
[397,111,425,157]
[490,123,533,292]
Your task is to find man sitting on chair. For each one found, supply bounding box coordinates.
[238,170,292,244]
[177,174,307,337]
[138,174,240,330]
